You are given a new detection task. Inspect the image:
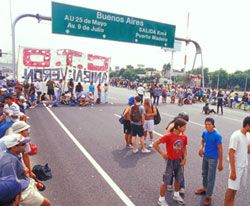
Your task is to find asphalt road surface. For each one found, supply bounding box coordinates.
[27,87,250,206]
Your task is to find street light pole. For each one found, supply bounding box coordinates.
[12,14,51,80]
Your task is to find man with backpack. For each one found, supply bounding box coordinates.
[130,96,150,153]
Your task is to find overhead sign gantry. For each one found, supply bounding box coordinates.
[52,2,176,48]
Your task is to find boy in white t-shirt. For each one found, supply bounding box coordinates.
[224,116,250,206]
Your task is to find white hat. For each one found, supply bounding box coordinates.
[11,121,30,133]
[2,134,30,149]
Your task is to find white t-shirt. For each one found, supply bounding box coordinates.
[137,86,145,95]
[4,102,20,122]
[34,81,43,92]
[229,130,250,167]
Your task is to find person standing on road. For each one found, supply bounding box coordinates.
[217,91,224,115]
[143,98,157,148]
[153,118,188,206]
[153,84,162,106]
[34,78,43,103]
[88,81,95,95]
[195,117,223,206]
[130,95,150,153]
[103,83,108,104]
[97,83,102,102]
[137,84,145,104]
[165,112,189,195]
[224,116,250,206]
[122,96,135,148]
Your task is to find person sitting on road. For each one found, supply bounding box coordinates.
[202,103,216,115]
[0,133,51,206]
[0,175,28,206]
[60,93,69,105]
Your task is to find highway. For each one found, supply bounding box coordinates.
[27,87,250,206]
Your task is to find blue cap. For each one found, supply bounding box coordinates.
[128,96,135,106]
[0,175,28,204]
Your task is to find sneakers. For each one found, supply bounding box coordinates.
[132,149,139,154]
[167,185,174,191]
[141,148,151,153]
[126,144,133,149]
[179,188,185,194]
[173,195,185,205]
[157,199,169,206]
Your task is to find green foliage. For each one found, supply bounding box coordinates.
[110,65,250,90]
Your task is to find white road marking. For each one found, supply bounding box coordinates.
[220,116,241,122]
[46,107,135,206]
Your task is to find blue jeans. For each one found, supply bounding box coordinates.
[202,157,218,197]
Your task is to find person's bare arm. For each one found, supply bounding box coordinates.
[153,139,168,160]
[228,148,236,180]
[217,144,223,171]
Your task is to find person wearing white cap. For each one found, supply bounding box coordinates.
[0,133,51,206]
[1,121,36,178]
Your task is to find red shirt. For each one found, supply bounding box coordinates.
[159,133,187,160]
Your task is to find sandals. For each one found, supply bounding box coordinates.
[33,178,46,191]
[195,188,206,195]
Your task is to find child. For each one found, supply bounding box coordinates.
[153,118,188,205]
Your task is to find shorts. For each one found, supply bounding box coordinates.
[228,166,248,190]
[131,124,144,137]
[144,119,154,132]
[47,89,54,96]
[20,179,44,206]
[163,159,184,185]
[123,120,131,134]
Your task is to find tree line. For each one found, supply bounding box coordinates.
[110,64,250,90]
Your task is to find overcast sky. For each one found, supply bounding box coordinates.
[0,0,250,73]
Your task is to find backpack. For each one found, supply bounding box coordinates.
[130,105,141,122]
[32,163,52,181]
[153,106,161,125]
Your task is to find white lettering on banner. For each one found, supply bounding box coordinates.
[126,18,144,26]
[139,27,156,34]
[18,47,110,84]
[23,68,108,84]
[96,11,125,23]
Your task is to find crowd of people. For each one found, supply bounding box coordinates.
[111,77,250,112]
[0,79,52,205]
[1,75,250,206]
[121,93,250,206]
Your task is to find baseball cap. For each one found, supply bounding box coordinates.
[11,121,30,133]
[0,175,28,204]
[2,133,30,149]
[128,96,135,106]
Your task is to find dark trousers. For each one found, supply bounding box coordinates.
[217,104,223,114]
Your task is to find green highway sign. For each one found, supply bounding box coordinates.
[52,2,176,48]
